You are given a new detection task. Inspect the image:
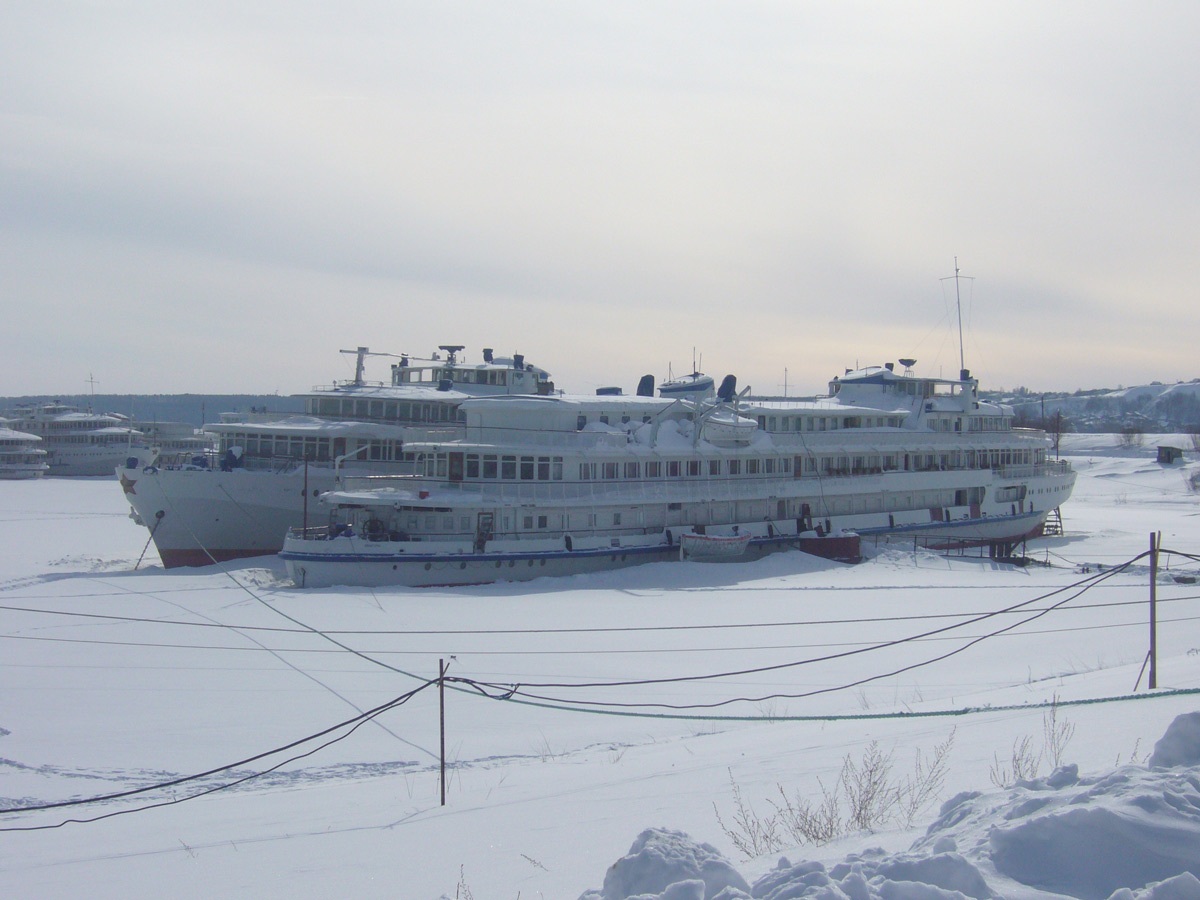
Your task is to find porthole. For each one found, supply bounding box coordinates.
[424,562,432,570]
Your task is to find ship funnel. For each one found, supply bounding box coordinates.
[483,348,494,363]
[636,374,655,397]
[717,374,737,403]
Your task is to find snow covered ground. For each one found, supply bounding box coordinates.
[2,433,1200,899]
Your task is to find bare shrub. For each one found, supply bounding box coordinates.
[841,741,899,831]
[716,733,955,859]
[896,728,956,826]
[990,734,1041,787]
[1184,470,1200,494]
[990,699,1077,787]
[1043,696,1076,769]
[455,865,474,900]
[713,769,783,858]
[1119,427,1145,449]
[771,778,843,846]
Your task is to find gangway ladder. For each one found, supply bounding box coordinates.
[1042,507,1064,536]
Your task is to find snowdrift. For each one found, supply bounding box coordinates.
[580,714,1200,900]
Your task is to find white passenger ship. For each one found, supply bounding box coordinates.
[119,346,555,567]
[5,402,141,476]
[0,422,49,479]
[280,362,1077,588]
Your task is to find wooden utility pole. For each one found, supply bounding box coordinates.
[439,658,447,806]
[1150,533,1159,689]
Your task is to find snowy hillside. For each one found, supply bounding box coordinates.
[1,432,1200,899]
[1005,382,1200,433]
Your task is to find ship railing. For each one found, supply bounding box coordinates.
[461,426,631,449]
[308,380,390,392]
[395,426,462,442]
[339,476,787,506]
[142,450,328,475]
[994,460,1073,480]
[215,409,308,424]
[288,525,333,540]
[137,448,220,470]
[339,473,425,490]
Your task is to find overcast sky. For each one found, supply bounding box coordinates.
[3,2,1198,398]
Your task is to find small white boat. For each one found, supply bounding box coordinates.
[678,531,752,561]
[659,371,715,400]
[700,408,757,443]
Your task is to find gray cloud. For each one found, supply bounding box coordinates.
[3,2,1199,396]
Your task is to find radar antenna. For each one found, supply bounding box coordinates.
[438,345,466,367]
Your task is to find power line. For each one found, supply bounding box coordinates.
[0,680,435,832]
[3,590,1194,636]
[458,561,1140,710]
[5,610,1199,660]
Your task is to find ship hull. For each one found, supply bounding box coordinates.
[49,447,135,477]
[281,508,1050,589]
[119,462,342,567]
[0,464,48,480]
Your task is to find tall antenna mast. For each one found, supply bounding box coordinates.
[954,257,964,375]
[940,258,973,380]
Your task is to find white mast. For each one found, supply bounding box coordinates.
[954,257,964,376]
[940,258,973,380]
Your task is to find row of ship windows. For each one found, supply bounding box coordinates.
[219,431,1042,477]
[25,424,122,434]
[34,435,129,444]
[756,415,907,432]
[384,512,608,534]
[305,399,463,423]
[581,414,911,432]
[297,400,1010,436]
[395,367,516,386]
[420,448,1041,481]
[219,436,411,462]
[377,484,986,537]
